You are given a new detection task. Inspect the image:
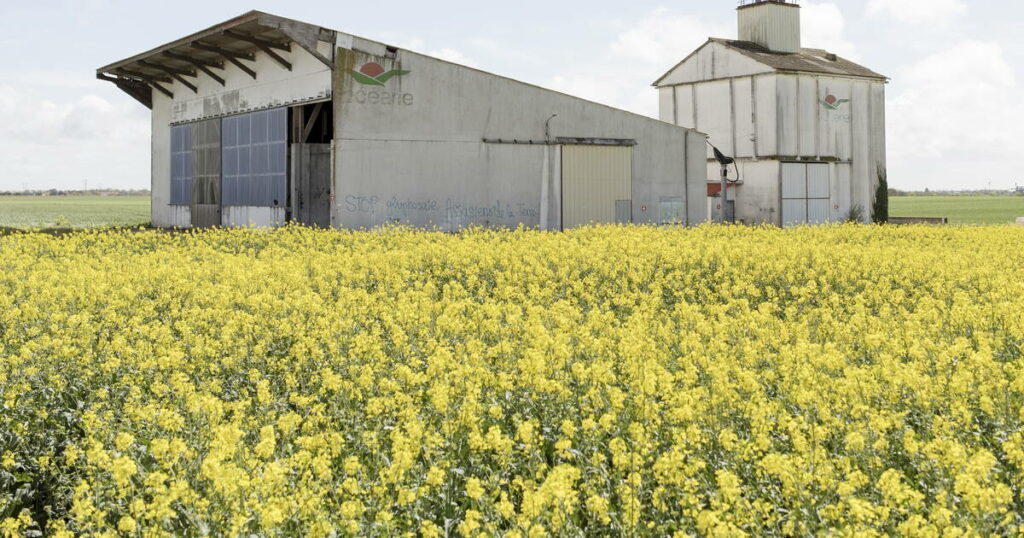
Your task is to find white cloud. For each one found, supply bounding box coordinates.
[0,88,147,144]
[548,3,858,118]
[867,0,967,26]
[541,8,731,118]
[0,86,149,190]
[465,37,541,67]
[609,8,733,68]
[889,40,1019,158]
[548,73,632,112]
[887,40,1023,189]
[378,35,479,68]
[802,1,859,60]
[428,48,479,69]
[607,2,858,64]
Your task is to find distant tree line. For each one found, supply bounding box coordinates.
[889,188,1024,197]
[0,189,151,196]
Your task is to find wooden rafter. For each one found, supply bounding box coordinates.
[302,102,323,142]
[116,69,174,99]
[97,73,152,109]
[189,41,257,79]
[222,29,290,51]
[138,60,198,94]
[162,51,226,86]
[223,30,292,71]
[138,59,195,78]
[161,51,223,69]
[256,13,335,69]
[115,67,171,84]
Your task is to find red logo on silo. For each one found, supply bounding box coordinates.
[820,94,850,110]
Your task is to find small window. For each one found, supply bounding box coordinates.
[782,162,831,226]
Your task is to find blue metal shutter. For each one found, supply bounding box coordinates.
[222,108,287,207]
[170,124,193,206]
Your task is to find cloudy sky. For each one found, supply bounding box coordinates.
[1,0,1021,191]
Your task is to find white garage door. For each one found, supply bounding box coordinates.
[782,162,831,227]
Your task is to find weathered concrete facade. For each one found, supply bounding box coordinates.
[149,39,335,228]
[332,47,706,230]
[99,11,708,231]
[655,1,887,226]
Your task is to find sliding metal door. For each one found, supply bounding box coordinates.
[561,145,633,229]
[291,143,332,227]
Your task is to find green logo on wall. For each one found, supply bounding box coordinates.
[820,94,850,110]
[350,62,410,86]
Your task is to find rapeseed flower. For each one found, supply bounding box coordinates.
[1,224,1022,535]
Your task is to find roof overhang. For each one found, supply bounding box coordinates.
[96,11,337,109]
[653,38,888,87]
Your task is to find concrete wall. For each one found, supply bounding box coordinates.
[658,52,886,225]
[332,48,707,231]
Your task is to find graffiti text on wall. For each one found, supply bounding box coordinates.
[344,195,540,221]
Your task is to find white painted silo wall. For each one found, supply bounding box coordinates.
[660,71,886,225]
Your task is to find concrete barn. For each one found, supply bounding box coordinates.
[97,11,708,231]
[655,0,888,226]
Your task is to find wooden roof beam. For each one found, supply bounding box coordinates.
[139,60,198,94]
[302,102,323,142]
[116,69,174,99]
[256,13,335,69]
[222,29,290,52]
[138,59,195,78]
[190,41,257,79]
[162,51,224,69]
[162,51,226,86]
[97,73,152,109]
[223,30,292,71]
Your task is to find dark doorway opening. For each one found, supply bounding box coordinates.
[289,101,334,228]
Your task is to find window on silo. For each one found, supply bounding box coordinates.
[782,162,831,227]
[170,124,193,206]
[222,108,288,208]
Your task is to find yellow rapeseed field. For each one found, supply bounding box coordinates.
[1,225,1023,537]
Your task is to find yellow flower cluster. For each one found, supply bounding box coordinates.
[1,224,1023,536]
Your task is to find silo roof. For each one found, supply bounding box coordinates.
[710,38,888,80]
